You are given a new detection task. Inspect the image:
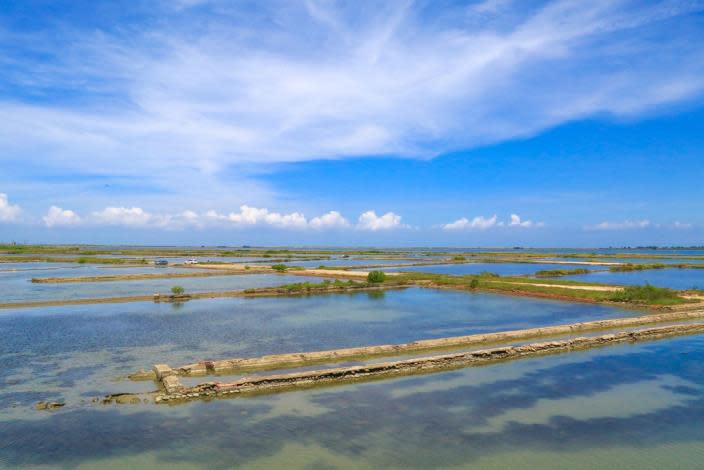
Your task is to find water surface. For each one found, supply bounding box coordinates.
[557,268,704,290]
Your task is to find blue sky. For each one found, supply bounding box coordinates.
[1,0,703,246]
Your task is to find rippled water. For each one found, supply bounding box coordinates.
[1,297,703,468]
[2,273,703,468]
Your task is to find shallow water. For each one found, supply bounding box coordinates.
[0,288,637,412]
[284,258,423,268]
[0,272,326,302]
[378,262,593,276]
[558,268,704,290]
[1,293,703,468]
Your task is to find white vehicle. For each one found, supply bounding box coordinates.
[184,258,199,265]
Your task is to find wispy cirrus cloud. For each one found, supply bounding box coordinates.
[1,0,703,212]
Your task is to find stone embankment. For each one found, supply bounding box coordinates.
[128,308,704,381]
[152,323,704,403]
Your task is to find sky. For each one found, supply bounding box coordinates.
[1,0,703,247]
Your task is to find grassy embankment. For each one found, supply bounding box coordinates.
[0,255,149,265]
[609,263,704,272]
[391,272,687,306]
[534,268,591,277]
[246,270,689,307]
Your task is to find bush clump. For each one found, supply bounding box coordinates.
[271,264,288,272]
[609,263,668,272]
[171,286,185,295]
[609,284,680,304]
[453,255,466,261]
[367,270,387,283]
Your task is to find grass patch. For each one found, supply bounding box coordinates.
[394,272,690,306]
[367,270,386,283]
[609,263,669,272]
[534,268,590,277]
[608,284,682,305]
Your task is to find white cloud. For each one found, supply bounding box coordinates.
[92,207,153,227]
[442,213,542,230]
[43,206,81,227]
[1,0,703,213]
[509,213,543,228]
[588,219,652,231]
[0,193,21,222]
[673,221,692,229]
[356,210,405,231]
[443,215,498,230]
[222,205,308,229]
[310,211,350,229]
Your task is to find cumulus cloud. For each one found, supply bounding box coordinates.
[588,220,652,231]
[443,215,498,230]
[43,206,81,227]
[356,211,406,231]
[442,213,542,230]
[0,193,21,222]
[216,205,308,229]
[92,207,154,227]
[509,214,543,228]
[310,211,350,229]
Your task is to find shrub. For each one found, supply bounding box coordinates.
[271,264,288,272]
[171,286,185,295]
[609,284,680,304]
[469,278,479,289]
[367,270,386,283]
[453,255,466,261]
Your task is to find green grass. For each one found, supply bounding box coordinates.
[278,279,362,292]
[367,270,387,283]
[394,272,690,306]
[534,268,590,277]
[607,284,682,305]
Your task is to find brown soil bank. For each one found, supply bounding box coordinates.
[143,308,704,379]
[154,323,704,403]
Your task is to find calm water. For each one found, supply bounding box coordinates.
[1,288,703,468]
[0,272,326,302]
[378,262,593,276]
[287,258,423,268]
[558,268,704,290]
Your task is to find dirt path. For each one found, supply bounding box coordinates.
[500,281,623,292]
